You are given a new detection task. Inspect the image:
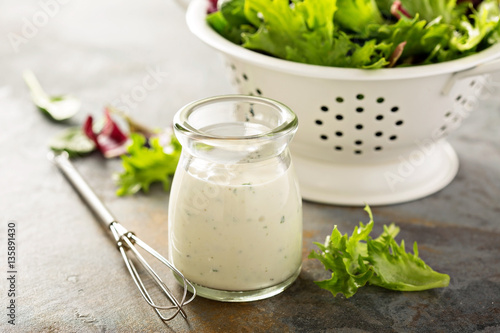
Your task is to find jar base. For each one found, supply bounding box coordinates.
[175,267,301,302]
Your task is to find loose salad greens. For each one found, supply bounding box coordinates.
[23,70,81,121]
[48,126,96,157]
[309,205,450,298]
[24,70,182,196]
[24,70,181,195]
[114,132,181,196]
[207,0,500,68]
[83,108,130,159]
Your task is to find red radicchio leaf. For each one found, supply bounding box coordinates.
[83,108,129,158]
[207,0,218,13]
[388,41,407,68]
[391,1,412,20]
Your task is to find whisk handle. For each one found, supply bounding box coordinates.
[50,152,116,226]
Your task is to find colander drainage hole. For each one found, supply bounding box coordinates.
[376,115,384,120]
[389,135,397,140]
[335,131,343,137]
[356,94,364,100]
[336,114,343,120]
[242,73,248,81]
[332,145,383,153]
[355,140,363,145]
[336,97,344,103]
[315,119,323,125]
[320,135,328,140]
[376,97,385,103]
[375,131,383,137]
[356,107,364,113]
[391,106,399,112]
[395,120,404,126]
[321,105,329,112]
[355,124,363,130]
[256,88,262,95]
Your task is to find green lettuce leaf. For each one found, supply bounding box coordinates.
[48,126,96,157]
[399,0,459,24]
[241,0,391,68]
[334,0,383,33]
[207,0,256,44]
[367,232,451,291]
[220,0,249,26]
[115,133,181,196]
[242,0,337,65]
[373,0,395,17]
[206,0,500,68]
[451,1,500,52]
[309,205,450,298]
[366,15,453,65]
[308,221,374,298]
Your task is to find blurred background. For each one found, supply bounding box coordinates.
[0,0,233,128]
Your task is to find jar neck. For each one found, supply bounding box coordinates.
[173,95,298,164]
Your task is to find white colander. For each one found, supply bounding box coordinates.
[186,0,500,206]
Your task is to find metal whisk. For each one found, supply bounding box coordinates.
[50,151,196,321]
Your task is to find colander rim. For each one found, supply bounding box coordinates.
[186,0,500,81]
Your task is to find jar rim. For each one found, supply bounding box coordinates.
[173,95,298,142]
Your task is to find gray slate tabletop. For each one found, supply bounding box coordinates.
[1,0,499,332]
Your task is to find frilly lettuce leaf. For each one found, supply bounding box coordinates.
[334,0,383,33]
[309,205,450,298]
[399,0,460,24]
[207,0,256,45]
[242,0,338,66]
[368,233,451,291]
[308,213,374,298]
[451,1,500,52]
[115,133,181,196]
[242,0,392,68]
[206,0,500,68]
[366,14,453,65]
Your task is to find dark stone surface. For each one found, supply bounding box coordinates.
[1,0,499,332]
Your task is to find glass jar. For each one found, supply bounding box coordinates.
[168,95,302,302]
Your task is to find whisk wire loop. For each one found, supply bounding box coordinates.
[118,234,187,321]
[117,229,195,319]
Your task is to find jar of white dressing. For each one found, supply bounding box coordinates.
[168,95,302,302]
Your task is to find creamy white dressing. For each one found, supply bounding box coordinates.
[168,162,302,291]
